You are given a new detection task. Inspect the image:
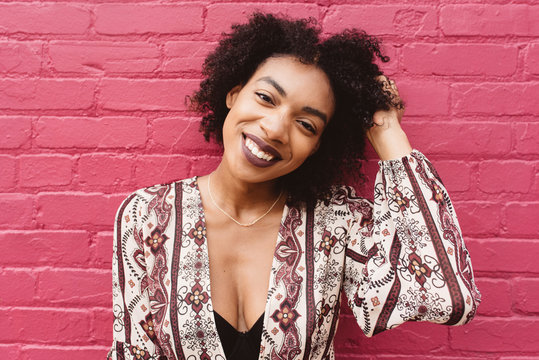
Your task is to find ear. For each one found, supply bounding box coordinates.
[226,85,242,109]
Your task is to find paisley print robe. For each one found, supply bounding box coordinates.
[107,150,481,360]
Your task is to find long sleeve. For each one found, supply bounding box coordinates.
[108,193,160,360]
[342,150,481,337]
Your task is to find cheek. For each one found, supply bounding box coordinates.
[292,138,320,163]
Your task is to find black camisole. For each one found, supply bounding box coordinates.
[214,311,264,360]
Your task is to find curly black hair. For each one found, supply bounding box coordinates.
[190,13,402,204]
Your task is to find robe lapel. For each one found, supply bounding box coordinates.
[260,203,313,360]
[170,178,226,359]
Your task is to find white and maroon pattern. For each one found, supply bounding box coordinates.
[108,150,480,360]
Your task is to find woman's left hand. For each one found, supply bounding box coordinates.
[366,76,413,161]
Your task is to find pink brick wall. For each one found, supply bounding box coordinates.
[0,1,537,359]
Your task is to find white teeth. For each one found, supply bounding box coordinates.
[245,137,274,161]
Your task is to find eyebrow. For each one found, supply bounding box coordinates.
[303,106,328,124]
[258,76,287,97]
[257,76,328,124]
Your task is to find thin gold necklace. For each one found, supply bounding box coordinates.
[207,173,283,227]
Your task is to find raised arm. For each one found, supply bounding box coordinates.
[342,78,480,337]
[342,150,481,337]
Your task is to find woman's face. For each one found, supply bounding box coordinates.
[221,56,335,185]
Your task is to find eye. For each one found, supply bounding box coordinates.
[255,92,274,105]
[298,120,316,134]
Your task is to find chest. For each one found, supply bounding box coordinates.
[205,216,282,331]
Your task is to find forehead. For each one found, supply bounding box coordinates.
[247,56,335,113]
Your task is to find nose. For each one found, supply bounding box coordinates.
[259,110,290,144]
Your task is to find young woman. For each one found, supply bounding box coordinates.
[108,13,480,360]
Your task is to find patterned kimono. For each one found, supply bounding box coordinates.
[107,150,481,360]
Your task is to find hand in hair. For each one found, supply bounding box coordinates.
[366,76,412,161]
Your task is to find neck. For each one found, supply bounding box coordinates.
[208,163,283,217]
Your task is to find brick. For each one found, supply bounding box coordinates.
[0,41,41,74]
[0,308,92,343]
[335,315,448,353]
[513,123,539,155]
[402,44,518,76]
[0,270,36,305]
[93,232,113,268]
[36,117,146,149]
[403,122,511,156]
[0,4,90,34]
[332,352,369,360]
[0,79,96,110]
[19,154,73,187]
[528,43,539,75]
[452,83,539,115]
[466,238,539,273]
[450,319,539,352]
[532,173,539,195]
[324,5,437,36]
[475,278,512,317]
[163,41,216,74]
[479,161,534,194]
[100,79,199,111]
[376,45,398,77]
[0,116,32,149]
[206,4,320,36]
[133,155,191,188]
[91,308,113,344]
[78,154,133,186]
[37,269,111,306]
[95,4,203,35]
[434,161,471,192]
[152,117,221,154]
[36,192,125,227]
[21,347,104,360]
[0,345,19,360]
[457,202,502,237]
[513,278,539,314]
[0,231,90,266]
[189,156,222,178]
[0,194,33,228]
[505,202,539,236]
[0,155,16,189]
[441,5,539,36]
[397,80,450,116]
[49,41,159,74]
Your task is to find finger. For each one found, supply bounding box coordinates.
[388,80,400,96]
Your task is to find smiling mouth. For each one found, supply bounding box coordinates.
[245,137,276,161]
[243,133,282,160]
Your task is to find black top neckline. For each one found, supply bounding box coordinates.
[214,311,264,359]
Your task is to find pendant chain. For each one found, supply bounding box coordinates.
[207,174,283,227]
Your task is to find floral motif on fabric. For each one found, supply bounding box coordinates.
[145,228,169,254]
[271,300,301,331]
[185,283,209,314]
[407,252,432,288]
[319,230,338,256]
[129,345,151,360]
[140,313,158,342]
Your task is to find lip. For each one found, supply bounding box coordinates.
[244,133,282,159]
[241,133,282,168]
